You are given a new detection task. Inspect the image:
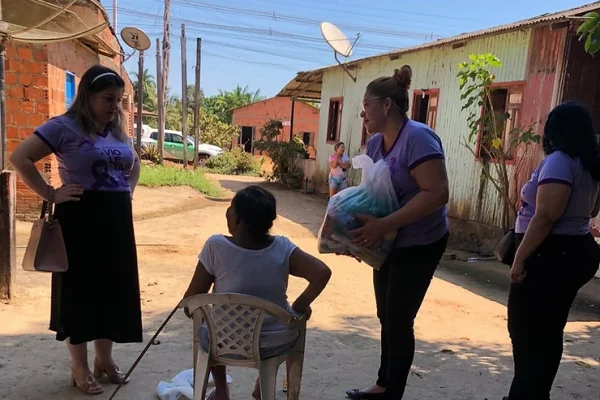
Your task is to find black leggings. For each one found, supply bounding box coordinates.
[508,233,600,400]
[373,233,448,399]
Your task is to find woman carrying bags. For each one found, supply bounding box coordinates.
[346,65,450,400]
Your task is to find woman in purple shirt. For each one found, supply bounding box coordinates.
[505,101,600,400]
[10,66,142,395]
[346,66,449,400]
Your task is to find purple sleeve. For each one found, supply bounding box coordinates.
[538,151,575,187]
[34,117,64,154]
[407,127,445,170]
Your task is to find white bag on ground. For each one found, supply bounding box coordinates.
[318,154,399,269]
[156,369,232,400]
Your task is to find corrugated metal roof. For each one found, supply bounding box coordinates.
[277,1,600,99]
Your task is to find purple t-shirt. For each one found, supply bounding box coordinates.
[35,115,135,192]
[366,119,449,248]
[516,151,599,235]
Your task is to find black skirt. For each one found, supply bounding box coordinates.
[50,190,143,345]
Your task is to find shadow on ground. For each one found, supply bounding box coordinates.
[1,310,598,400]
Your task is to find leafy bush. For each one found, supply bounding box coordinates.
[140,143,160,163]
[254,119,308,189]
[204,148,260,176]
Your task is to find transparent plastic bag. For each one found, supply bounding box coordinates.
[318,154,399,269]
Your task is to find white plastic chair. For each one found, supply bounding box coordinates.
[180,293,307,400]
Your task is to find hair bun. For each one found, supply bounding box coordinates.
[393,65,412,89]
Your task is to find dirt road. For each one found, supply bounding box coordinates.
[1,175,599,400]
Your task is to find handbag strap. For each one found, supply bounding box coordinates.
[41,186,55,222]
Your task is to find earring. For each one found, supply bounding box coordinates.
[384,109,388,117]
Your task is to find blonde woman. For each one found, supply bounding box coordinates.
[10,65,142,395]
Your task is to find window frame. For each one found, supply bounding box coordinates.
[474,81,525,165]
[326,97,343,144]
[65,71,76,108]
[411,88,440,130]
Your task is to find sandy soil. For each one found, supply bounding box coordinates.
[1,175,599,400]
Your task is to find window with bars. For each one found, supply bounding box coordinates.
[326,97,343,143]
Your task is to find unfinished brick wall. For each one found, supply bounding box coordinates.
[5,27,134,220]
[4,42,52,219]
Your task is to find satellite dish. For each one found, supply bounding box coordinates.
[121,26,151,51]
[320,22,360,82]
[321,22,353,57]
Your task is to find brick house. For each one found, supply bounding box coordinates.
[4,16,134,219]
[231,97,320,159]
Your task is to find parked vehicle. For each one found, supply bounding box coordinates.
[133,125,223,163]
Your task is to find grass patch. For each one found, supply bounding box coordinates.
[139,164,223,197]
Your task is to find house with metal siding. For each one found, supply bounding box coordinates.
[278,2,600,242]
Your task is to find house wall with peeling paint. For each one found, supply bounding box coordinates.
[315,29,536,238]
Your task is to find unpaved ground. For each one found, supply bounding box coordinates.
[1,174,599,400]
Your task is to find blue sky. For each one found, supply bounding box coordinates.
[102,0,589,98]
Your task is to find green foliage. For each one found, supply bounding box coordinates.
[202,85,265,124]
[457,54,540,229]
[204,148,260,176]
[254,119,307,189]
[139,164,222,197]
[199,112,239,148]
[577,12,600,56]
[140,143,160,163]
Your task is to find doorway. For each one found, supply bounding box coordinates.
[241,126,254,153]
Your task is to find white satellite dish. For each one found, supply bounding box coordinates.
[121,26,151,52]
[320,22,360,82]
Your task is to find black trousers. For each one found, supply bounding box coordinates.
[373,233,448,399]
[508,233,600,400]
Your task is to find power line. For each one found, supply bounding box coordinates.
[171,0,443,40]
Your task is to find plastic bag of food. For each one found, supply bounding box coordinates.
[317,154,399,269]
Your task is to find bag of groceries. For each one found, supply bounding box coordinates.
[317,154,399,269]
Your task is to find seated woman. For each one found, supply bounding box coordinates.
[183,185,332,400]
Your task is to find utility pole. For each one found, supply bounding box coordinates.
[156,38,164,164]
[113,0,117,32]
[161,0,171,135]
[135,50,144,157]
[289,97,295,142]
[192,38,202,169]
[180,24,188,167]
[0,41,16,302]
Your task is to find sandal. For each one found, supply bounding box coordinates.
[346,388,385,399]
[93,358,130,384]
[71,370,104,395]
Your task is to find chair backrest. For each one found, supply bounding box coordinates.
[182,293,297,362]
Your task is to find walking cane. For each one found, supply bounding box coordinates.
[108,303,181,400]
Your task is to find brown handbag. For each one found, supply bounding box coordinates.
[493,228,516,266]
[22,191,68,273]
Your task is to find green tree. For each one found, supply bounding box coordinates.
[199,113,239,148]
[130,69,157,112]
[254,119,307,189]
[577,12,600,56]
[457,54,540,230]
[202,85,265,124]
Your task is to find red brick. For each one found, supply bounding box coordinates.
[36,102,49,114]
[5,98,20,112]
[12,111,29,126]
[33,48,46,61]
[29,113,46,127]
[17,47,33,60]
[33,75,47,87]
[5,46,16,58]
[23,61,44,75]
[8,85,24,99]
[24,87,46,101]
[5,72,17,85]
[6,126,19,139]
[20,100,34,113]
[18,73,33,86]
[19,128,35,139]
